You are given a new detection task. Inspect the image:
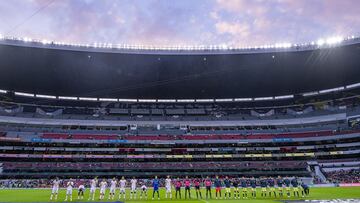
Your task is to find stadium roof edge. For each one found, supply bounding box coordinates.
[2,81,360,103]
[0,34,359,55]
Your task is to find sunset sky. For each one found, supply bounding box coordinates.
[0,0,359,46]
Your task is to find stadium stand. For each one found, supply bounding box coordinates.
[0,36,360,186]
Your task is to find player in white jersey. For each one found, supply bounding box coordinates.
[130,177,137,200]
[88,177,98,201]
[139,181,148,200]
[99,179,107,200]
[64,179,74,202]
[50,177,60,201]
[77,184,85,200]
[165,175,173,199]
[118,176,127,199]
[108,178,117,200]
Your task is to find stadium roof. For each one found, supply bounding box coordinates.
[0,37,360,100]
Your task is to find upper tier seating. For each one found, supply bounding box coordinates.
[40,130,360,141]
[2,161,308,170]
[42,133,118,140]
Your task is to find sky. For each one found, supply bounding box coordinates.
[0,0,359,47]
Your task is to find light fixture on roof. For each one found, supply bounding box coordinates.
[221,44,228,50]
[285,43,291,48]
[23,37,32,42]
[275,43,290,49]
[2,33,359,51]
[326,36,343,45]
[317,39,325,46]
[277,43,283,48]
[41,39,50,45]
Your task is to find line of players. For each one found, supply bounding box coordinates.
[49,176,310,201]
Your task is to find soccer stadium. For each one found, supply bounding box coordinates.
[0,1,360,203]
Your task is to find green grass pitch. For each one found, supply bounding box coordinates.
[0,187,359,202]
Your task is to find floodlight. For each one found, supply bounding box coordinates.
[317,39,325,46]
[23,37,31,42]
[283,43,291,48]
[326,36,343,45]
[41,39,50,44]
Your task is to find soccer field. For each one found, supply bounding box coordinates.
[0,187,360,203]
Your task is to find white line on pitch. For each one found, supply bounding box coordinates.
[200,199,210,203]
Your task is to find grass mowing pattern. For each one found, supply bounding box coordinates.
[0,187,359,203]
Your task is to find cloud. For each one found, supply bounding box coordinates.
[210,11,219,20]
[216,0,268,15]
[212,0,360,45]
[215,21,250,37]
[0,0,359,46]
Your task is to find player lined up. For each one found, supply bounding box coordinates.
[49,175,310,201]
